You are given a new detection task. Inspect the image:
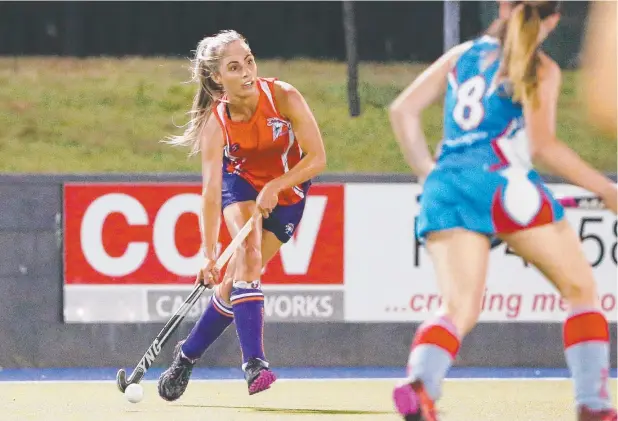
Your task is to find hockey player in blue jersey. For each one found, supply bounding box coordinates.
[389,2,617,420]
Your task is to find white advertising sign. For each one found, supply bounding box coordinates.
[344,183,617,323]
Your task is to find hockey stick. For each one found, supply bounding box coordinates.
[116,214,258,392]
[489,195,606,249]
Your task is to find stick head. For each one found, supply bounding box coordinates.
[116,368,128,393]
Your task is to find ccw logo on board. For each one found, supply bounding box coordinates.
[64,183,344,286]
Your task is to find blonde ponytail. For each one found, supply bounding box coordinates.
[502,3,542,106]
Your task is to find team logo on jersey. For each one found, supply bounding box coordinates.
[267,118,290,142]
[284,223,295,236]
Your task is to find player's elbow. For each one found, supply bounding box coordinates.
[389,99,419,124]
[529,143,545,163]
[529,139,548,164]
[311,151,327,173]
[529,136,559,166]
[388,105,404,132]
[388,101,403,121]
[201,185,221,205]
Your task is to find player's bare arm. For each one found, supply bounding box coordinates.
[255,81,327,218]
[524,56,617,213]
[272,81,326,188]
[582,0,617,136]
[389,41,472,181]
[198,114,225,281]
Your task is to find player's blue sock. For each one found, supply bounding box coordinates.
[230,280,266,367]
[181,287,234,361]
[406,316,460,401]
[564,308,612,410]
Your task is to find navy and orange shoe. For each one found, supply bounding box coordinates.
[244,358,277,395]
[393,380,438,421]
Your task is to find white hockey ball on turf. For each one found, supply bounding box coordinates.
[125,383,144,403]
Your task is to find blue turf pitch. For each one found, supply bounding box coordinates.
[0,367,615,381]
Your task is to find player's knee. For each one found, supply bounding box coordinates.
[221,274,234,287]
[238,241,262,272]
[217,278,233,303]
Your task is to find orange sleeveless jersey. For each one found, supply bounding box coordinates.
[213,77,306,206]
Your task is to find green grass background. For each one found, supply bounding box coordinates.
[1,57,614,173]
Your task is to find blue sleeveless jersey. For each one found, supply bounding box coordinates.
[437,36,528,170]
[415,36,564,239]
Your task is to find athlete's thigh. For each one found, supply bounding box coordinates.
[418,167,493,312]
[222,201,263,279]
[221,229,281,281]
[223,200,261,237]
[260,230,284,264]
[219,229,282,301]
[499,219,598,303]
[221,170,261,239]
[223,229,282,278]
[426,228,490,306]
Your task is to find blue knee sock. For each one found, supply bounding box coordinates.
[230,280,266,368]
[181,288,234,361]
